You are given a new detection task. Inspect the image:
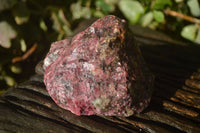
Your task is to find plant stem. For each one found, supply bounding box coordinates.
[164,9,200,26]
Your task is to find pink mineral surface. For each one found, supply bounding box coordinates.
[43,15,154,116]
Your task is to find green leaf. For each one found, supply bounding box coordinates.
[13,2,30,25]
[0,21,17,48]
[20,39,26,52]
[181,24,198,41]
[175,0,183,3]
[81,7,91,19]
[93,10,105,18]
[4,76,15,86]
[51,9,73,38]
[70,1,91,20]
[40,19,48,32]
[0,0,17,12]
[187,0,200,17]
[70,1,82,20]
[62,25,73,37]
[195,28,200,44]
[153,10,165,23]
[118,0,144,24]
[105,0,119,5]
[140,11,153,27]
[152,0,172,10]
[148,21,159,30]
[96,0,114,13]
[11,65,22,74]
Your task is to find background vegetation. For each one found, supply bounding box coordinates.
[0,0,200,94]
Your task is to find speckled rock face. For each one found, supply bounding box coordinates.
[43,15,154,116]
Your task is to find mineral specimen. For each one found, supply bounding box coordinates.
[43,15,154,116]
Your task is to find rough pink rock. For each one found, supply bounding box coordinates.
[43,15,154,116]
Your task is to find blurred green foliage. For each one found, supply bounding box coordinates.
[0,0,200,91]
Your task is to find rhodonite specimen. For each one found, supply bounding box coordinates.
[43,15,154,116]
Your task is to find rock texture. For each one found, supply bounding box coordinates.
[43,15,154,116]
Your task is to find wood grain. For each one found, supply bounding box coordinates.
[1,23,200,133]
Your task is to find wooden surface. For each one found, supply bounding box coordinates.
[1,24,200,133]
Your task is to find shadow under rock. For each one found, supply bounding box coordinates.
[138,36,200,110]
